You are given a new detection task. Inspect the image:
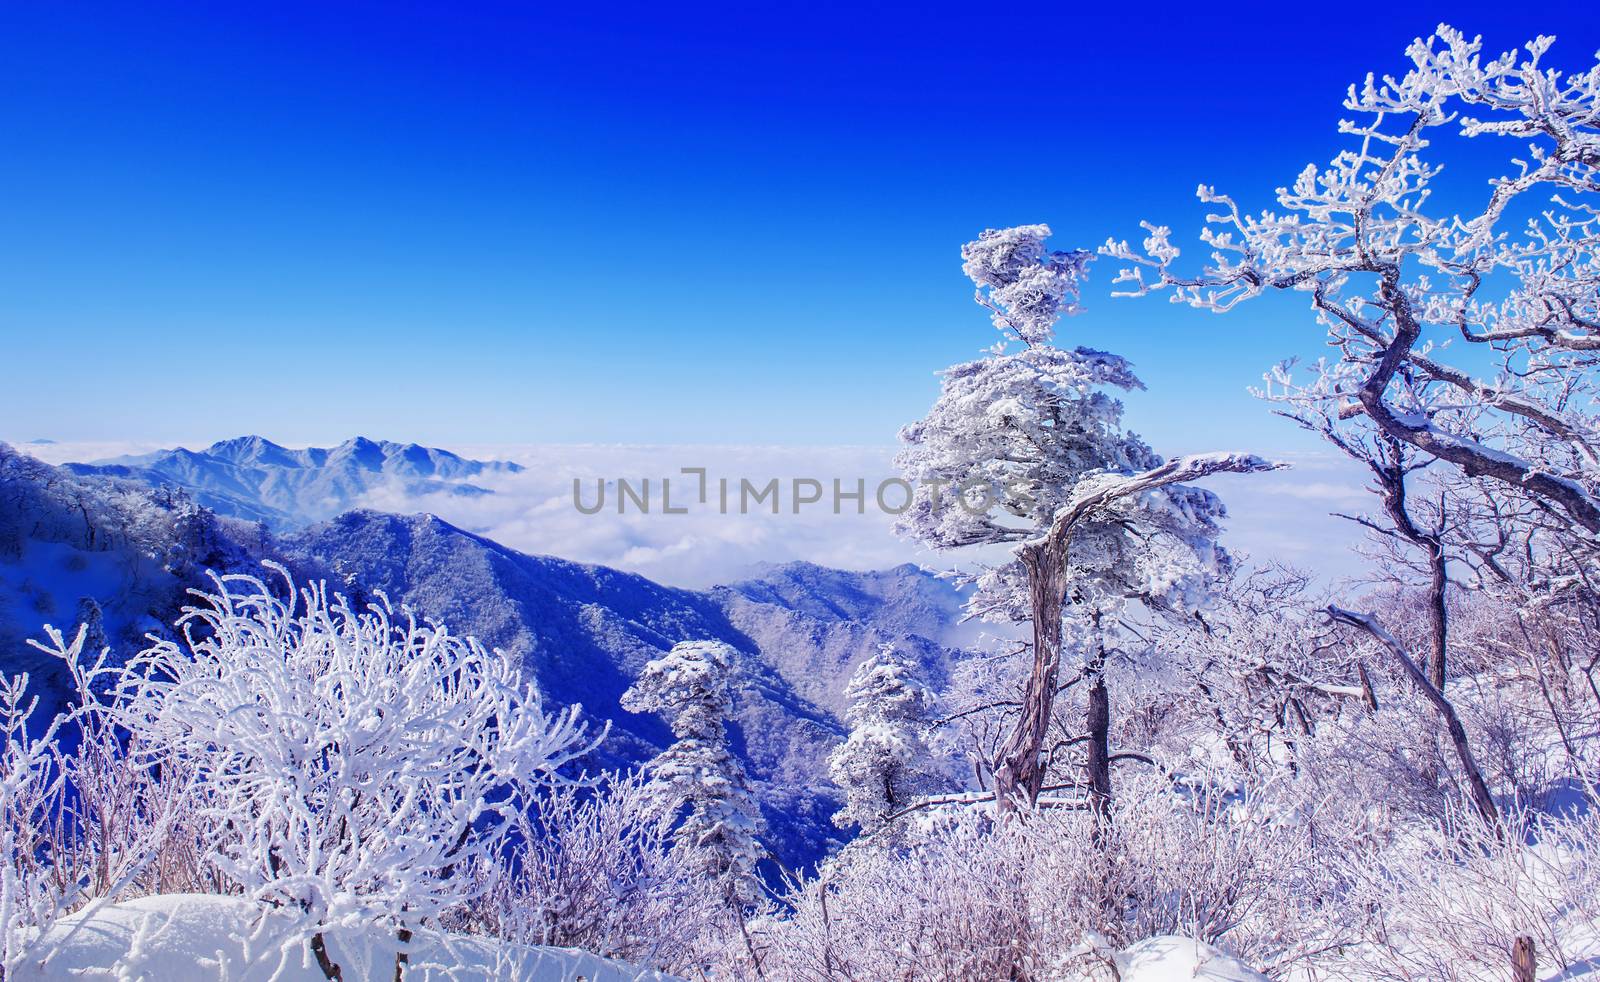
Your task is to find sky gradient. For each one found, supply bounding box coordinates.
[2,1,1597,458]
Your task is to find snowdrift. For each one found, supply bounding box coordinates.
[11,894,678,982]
[1111,936,1267,981]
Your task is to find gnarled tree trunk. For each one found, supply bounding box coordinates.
[993,542,1062,808]
[1084,667,1111,818]
[992,453,1280,813]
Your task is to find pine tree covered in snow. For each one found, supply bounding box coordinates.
[621,640,766,904]
[895,226,1156,565]
[828,643,938,832]
[897,224,1271,809]
[897,225,1237,638]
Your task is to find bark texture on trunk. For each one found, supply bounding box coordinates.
[311,932,344,981]
[993,542,1062,809]
[1426,545,1449,691]
[1372,450,1451,690]
[1084,671,1111,817]
[990,454,1282,812]
[394,926,413,982]
[1512,935,1536,982]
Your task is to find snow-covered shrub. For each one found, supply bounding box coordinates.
[621,640,766,905]
[1095,773,1339,967]
[37,628,217,904]
[749,806,1044,980]
[751,772,1331,980]
[3,627,196,979]
[115,564,598,972]
[1,670,70,976]
[1336,807,1600,980]
[453,772,733,975]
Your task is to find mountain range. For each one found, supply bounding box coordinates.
[62,435,523,528]
[0,439,972,868]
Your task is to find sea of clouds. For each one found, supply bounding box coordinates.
[16,439,1374,588]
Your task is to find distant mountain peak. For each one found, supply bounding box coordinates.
[202,435,297,468]
[206,434,282,452]
[3,447,974,872]
[330,436,388,470]
[62,436,523,529]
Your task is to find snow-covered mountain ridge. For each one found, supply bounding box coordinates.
[61,435,523,528]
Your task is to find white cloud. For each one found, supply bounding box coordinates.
[362,444,925,587]
[397,443,1376,587]
[9,437,1379,588]
[1249,480,1371,503]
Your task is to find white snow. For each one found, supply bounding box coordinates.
[1112,936,1267,982]
[11,894,678,982]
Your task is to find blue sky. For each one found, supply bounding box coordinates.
[2,0,1595,456]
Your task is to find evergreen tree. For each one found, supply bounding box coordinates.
[828,643,938,832]
[621,640,766,903]
[897,224,1270,810]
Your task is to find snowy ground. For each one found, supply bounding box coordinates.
[11,895,678,982]
[7,891,1280,982]
[1111,937,1266,982]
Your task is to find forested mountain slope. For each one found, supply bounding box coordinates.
[1,444,971,867]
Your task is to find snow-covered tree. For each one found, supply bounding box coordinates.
[73,599,107,659]
[116,564,596,978]
[828,643,939,832]
[1258,365,1462,689]
[897,224,1274,810]
[1105,25,1600,563]
[896,226,1150,561]
[1103,25,1600,832]
[621,640,765,904]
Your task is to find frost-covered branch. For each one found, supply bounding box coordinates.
[1105,25,1600,537]
[1030,452,1285,558]
[1325,605,1500,828]
[118,564,599,976]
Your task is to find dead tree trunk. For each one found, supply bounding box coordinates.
[394,925,412,982]
[1376,452,1450,690]
[1425,541,1450,691]
[1358,661,1380,713]
[1084,668,1112,816]
[311,932,344,981]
